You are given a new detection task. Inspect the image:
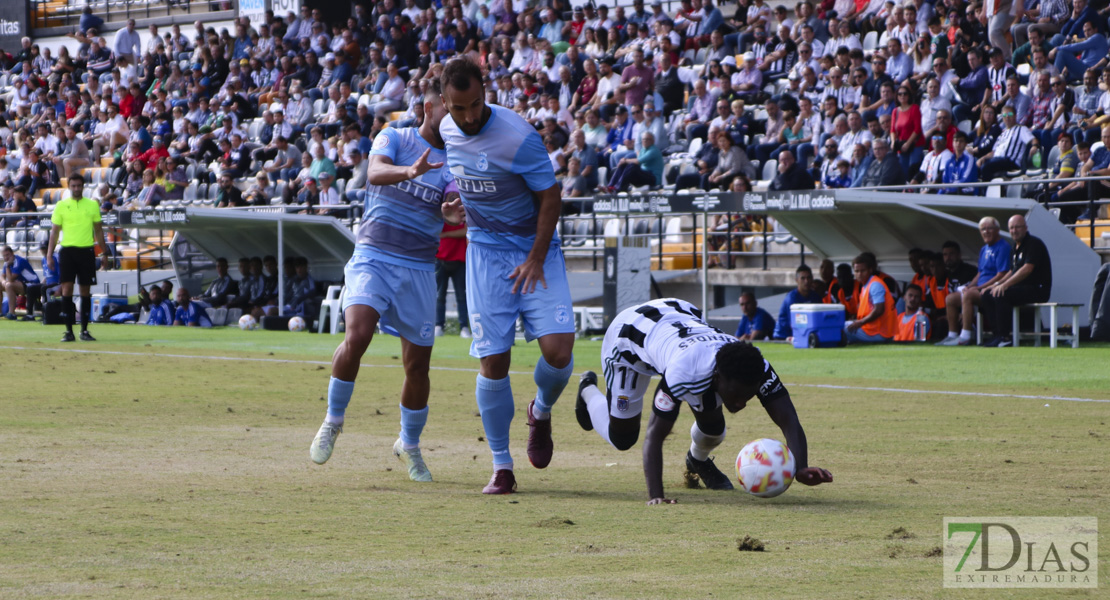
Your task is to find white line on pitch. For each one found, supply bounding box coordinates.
[6,345,1110,404]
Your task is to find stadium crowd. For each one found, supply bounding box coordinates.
[1,0,1110,224]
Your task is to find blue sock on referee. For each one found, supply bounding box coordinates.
[326,377,355,425]
[532,355,574,418]
[476,374,514,470]
[398,404,428,449]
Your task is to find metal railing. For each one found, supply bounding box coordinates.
[556,205,808,272]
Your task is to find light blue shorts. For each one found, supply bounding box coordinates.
[342,247,436,346]
[466,243,575,358]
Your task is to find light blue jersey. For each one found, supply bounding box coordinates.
[360,127,451,271]
[439,104,559,253]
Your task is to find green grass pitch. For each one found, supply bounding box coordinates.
[1,322,1107,598]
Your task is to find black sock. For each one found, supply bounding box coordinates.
[80,296,91,332]
[63,295,74,333]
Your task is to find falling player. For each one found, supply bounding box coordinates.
[309,79,463,481]
[576,298,833,504]
[439,58,576,494]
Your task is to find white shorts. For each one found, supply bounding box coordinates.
[599,308,659,420]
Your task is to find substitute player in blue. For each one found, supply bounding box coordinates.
[2,245,41,320]
[309,79,464,482]
[439,59,576,494]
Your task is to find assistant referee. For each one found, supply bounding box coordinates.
[47,173,110,342]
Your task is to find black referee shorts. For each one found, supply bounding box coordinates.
[59,246,98,287]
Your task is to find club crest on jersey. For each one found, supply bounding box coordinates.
[654,391,675,412]
[554,304,570,325]
[372,134,389,150]
[617,396,630,412]
[477,152,489,171]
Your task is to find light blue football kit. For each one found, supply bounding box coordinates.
[440,104,575,470]
[325,127,450,447]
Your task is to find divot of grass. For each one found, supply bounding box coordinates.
[737,536,765,552]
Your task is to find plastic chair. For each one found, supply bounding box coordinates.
[317,285,345,334]
[863,31,879,53]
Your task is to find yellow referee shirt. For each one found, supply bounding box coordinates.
[51,196,101,248]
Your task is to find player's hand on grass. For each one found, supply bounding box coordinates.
[509,257,547,294]
[408,148,444,180]
[646,497,677,505]
[795,467,833,486]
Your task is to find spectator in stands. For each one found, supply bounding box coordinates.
[1050,19,1106,83]
[977,104,1035,181]
[735,291,774,341]
[938,131,980,195]
[845,252,896,344]
[915,134,953,187]
[980,214,1053,347]
[773,264,823,340]
[891,84,925,177]
[215,173,245,208]
[606,131,663,192]
[2,245,40,321]
[937,217,1012,346]
[704,132,755,190]
[858,138,906,187]
[769,149,815,191]
[174,286,213,328]
[195,257,233,308]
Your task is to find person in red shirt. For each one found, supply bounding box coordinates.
[136,136,169,171]
[890,84,925,179]
[434,222,470,338]
[119,83,145,118]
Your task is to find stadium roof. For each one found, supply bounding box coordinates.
[106,208,355,310]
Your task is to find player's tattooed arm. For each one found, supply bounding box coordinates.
[643,412,677,505]
[764,395,833,486]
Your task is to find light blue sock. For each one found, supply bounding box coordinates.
[399,404,429,448]
[476,374,515,469]
[533,355,574,416]
[326,377,355,424]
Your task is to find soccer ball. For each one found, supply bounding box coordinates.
[736,438,795,498]
[288,316,306,332]
[238,315,258,331]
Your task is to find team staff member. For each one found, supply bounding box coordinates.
[981,214,1053,347]
[47,173,109,342]
[846,252,896,344]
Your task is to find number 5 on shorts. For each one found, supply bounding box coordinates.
[470,313,484,340]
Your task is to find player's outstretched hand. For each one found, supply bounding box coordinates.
[646,497,677,506]
[795,467,833,486]
[407,148,444,180]
[509,257,547,295]
[442,196,465,225]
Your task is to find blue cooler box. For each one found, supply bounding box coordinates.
[790,303,846,348]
